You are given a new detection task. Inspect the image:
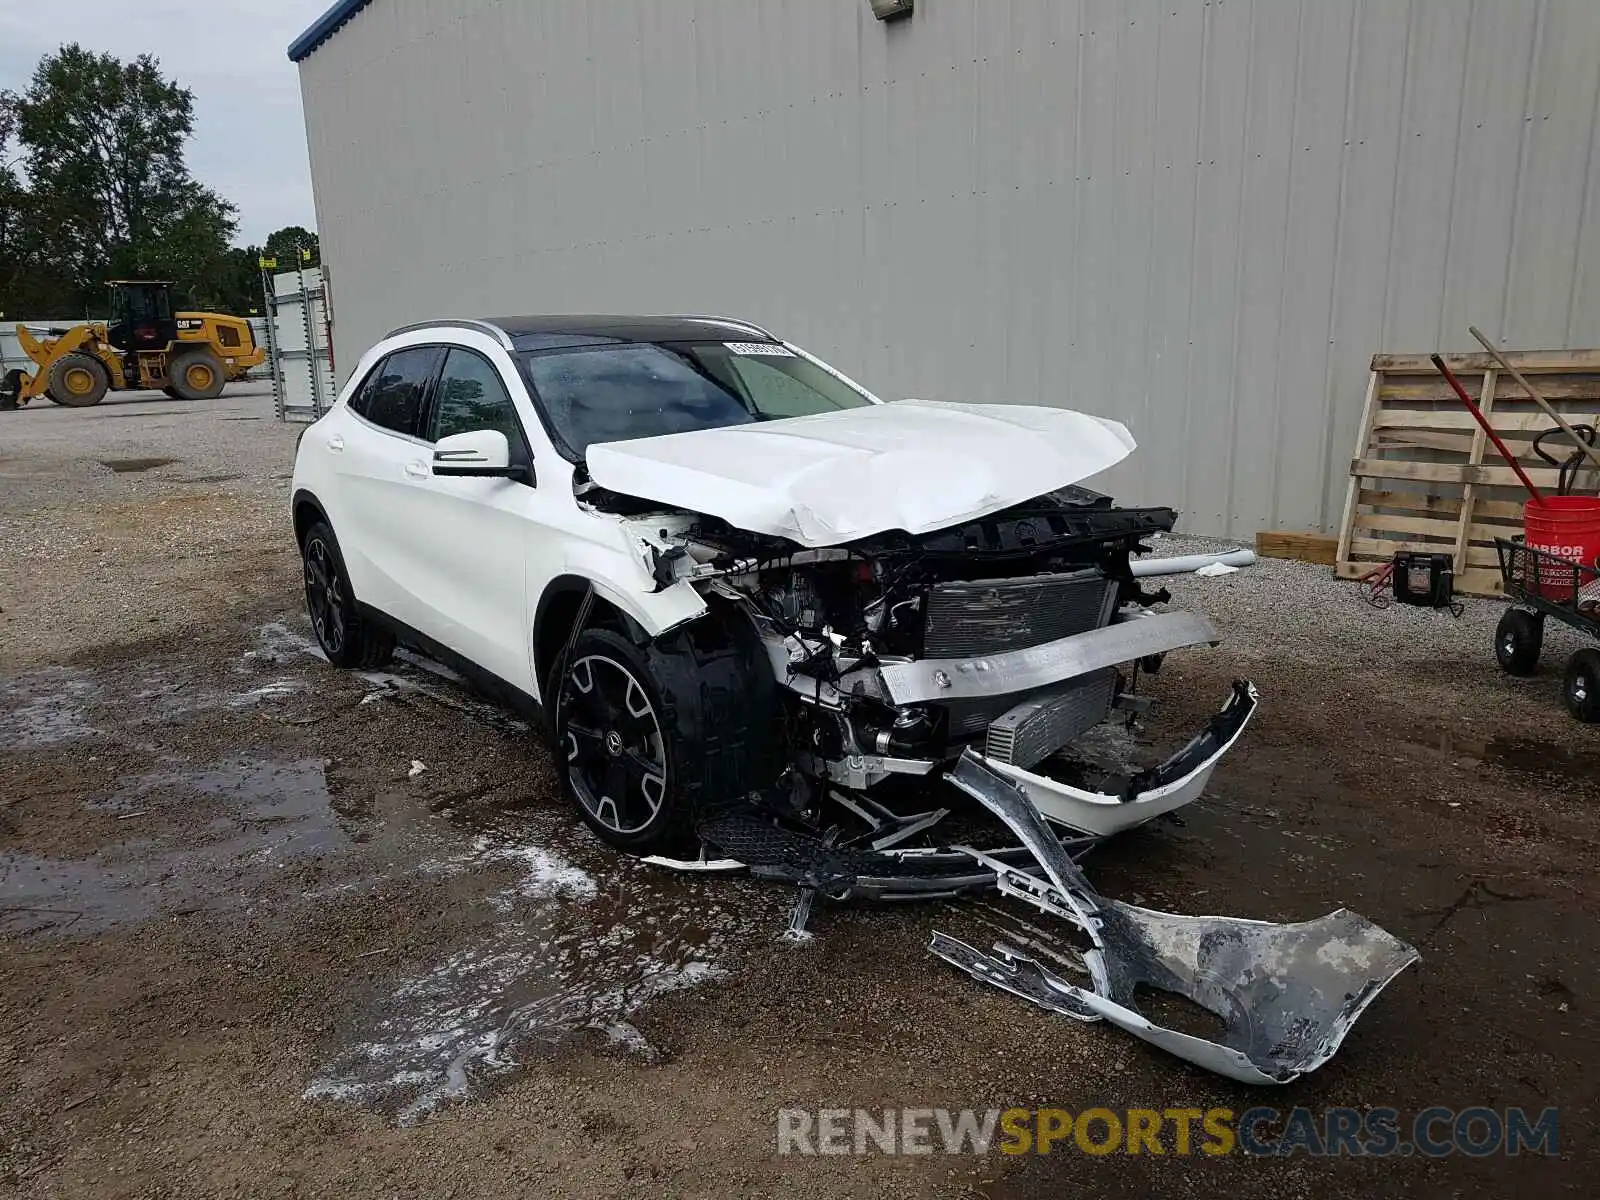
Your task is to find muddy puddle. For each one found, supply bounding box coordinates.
[0,666,101,749]
[1,755,345,935]
[99,456,178,473]
[1409,729,1599,790]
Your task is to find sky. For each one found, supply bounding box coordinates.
[0,0,333,245]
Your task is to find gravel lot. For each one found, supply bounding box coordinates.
[1,389,1596,1197]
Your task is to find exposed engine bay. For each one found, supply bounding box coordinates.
[607,480,1255,838]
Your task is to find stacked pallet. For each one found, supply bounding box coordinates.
[1336,349,1600,597]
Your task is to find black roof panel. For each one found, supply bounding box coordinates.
[483,314,778,349]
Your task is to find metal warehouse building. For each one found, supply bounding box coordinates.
[290,0,1600,538]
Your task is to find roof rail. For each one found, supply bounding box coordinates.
[674,314,780,341]
[382,318,515,349]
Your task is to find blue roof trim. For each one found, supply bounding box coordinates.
[288,0,374,63]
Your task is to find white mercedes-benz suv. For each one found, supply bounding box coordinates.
[290,315,1254,863]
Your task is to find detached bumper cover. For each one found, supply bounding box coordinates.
[972,680,1257,837]
[936,752,1419,1085]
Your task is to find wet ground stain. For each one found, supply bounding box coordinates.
[0,622,776,1124]
[1407,727,1599,790]
[0,756,344,935]
[98,457,178,473]
[0,667,100,749]
[305,811,758,1125]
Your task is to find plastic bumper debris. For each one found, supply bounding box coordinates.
[937,751,1419,1084]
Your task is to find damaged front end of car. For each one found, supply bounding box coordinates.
[628,480,1256,846]
[574,406,1414,1085]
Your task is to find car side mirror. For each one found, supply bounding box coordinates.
[432,429,527,480]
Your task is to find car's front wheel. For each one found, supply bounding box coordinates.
[301,520,394,669]
[552,622,782,855]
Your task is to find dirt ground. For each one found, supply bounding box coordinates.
[2,385,1596,1197]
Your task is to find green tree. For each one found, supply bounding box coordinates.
[199,244,269,316]
[0,94,76,315]
[264,225,319,269]
[4,44,237,315]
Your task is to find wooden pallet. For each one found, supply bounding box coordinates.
[1256,530,1339,566]
[1335,349,1600,597]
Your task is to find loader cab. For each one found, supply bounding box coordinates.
[106,281,178,353]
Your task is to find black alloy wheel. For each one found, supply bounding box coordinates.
[299,520,393,669]
[558,651,669,838]
[303,532,347,659]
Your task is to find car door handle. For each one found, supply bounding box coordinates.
[404,459,429,479]
[326,434,344,453]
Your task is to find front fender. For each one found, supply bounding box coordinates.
[557,529,708,639]
[590,576,706,637]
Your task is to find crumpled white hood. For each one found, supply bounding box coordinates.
[585,400,1135,547]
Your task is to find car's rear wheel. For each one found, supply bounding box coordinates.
[553,621,783,855]
[301,520,394,669]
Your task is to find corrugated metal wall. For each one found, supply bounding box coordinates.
[297,0,1600,536]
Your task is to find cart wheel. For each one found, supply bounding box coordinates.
[1564,649,1600,722]
[1494,608,1543,676]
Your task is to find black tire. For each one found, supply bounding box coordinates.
[1494,608,1543,676]
[1564,649,1600,723]
[552,621,783,855]
[0,368,23,411]
[300,520,394,669]
[161,385,181,399]
[168,349,226,400]
[46,353,110,407]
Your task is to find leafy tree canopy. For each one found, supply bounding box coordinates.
[0,45,314,320]
[264,225,319,269]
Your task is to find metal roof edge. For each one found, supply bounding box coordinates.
[288,0,374,63]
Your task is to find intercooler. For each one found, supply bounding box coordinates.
[922,570,1118,659]
[981,669,1119,768]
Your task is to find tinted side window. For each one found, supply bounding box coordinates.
[431,349,524,452]
[345,364,379,418]
[362,347,442,436]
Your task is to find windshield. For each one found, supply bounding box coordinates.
[520,340,874,459]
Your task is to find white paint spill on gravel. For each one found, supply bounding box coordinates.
[306,836,740,1125]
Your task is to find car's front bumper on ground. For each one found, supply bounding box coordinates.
[968,680,1258,837]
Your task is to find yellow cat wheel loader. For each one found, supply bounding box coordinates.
[0,280,264,410]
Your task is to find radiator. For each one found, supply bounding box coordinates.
[922,570,1117,659]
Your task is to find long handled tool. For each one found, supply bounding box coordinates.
[1469,325,1600,477]
[1431,353,1547,505]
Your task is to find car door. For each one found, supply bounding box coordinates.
[333,344,445,623]
[401,345,539,689]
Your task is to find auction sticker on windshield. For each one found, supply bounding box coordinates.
[725,342,795,356]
